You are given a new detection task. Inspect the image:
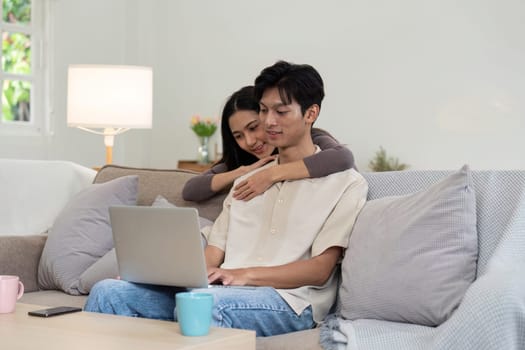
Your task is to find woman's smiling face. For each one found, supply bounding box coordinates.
[228,110,275,159]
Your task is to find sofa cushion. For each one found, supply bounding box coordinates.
[20,290,88,309]
[38,176,139,295]
[339,165,477,326]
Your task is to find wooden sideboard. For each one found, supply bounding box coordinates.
[177,160,214,173]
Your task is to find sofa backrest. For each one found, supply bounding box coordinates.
[93,164,227,222]
[94,165,525,278]
[362,169,525,277]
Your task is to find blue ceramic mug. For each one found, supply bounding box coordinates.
[176,292,214,336]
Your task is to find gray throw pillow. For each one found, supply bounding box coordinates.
[38,175,139,295]
[77,248,118,295]
[75,195,211,294]
[339,165,477,326]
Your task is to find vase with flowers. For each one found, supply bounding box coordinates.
[190,115,218,164]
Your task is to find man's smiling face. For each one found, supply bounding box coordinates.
[258,87,308,149]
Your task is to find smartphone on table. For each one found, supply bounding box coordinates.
[28,306,82,317]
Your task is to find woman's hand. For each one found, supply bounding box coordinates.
[233,156,275,201]
[237,155,276,176]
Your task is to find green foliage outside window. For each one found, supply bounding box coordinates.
[3,79,30,121]
[2,0,31,23]
[3,32,31,73]
[1,0,32,122]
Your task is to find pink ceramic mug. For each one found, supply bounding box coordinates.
[0,275,24,313]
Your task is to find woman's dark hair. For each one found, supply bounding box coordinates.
[218,86,267,170]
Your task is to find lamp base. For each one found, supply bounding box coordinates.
[105,145,113,164]
[74,126,128,165]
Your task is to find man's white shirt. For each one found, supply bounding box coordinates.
[207,147,368,322]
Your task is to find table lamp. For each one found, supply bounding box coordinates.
[67,64,153,164]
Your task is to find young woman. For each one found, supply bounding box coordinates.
[182,86,355,202]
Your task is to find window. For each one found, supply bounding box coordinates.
[0,0,46,133]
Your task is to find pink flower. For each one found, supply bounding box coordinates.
[190,115,218,137]
[191,115,201,126]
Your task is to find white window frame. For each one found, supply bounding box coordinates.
[0,0,49,136]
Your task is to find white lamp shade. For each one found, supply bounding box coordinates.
[67,65,153,129]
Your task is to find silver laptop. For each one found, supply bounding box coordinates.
[109,205,209,288]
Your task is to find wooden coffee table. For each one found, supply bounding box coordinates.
[0,303,255,349]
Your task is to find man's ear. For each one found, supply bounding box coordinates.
[305,104,319,125]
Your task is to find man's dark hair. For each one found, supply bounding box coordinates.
[254,60,325,114]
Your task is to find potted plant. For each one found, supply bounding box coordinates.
[369,146,408,172]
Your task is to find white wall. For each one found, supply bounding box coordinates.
[1,0,523,170]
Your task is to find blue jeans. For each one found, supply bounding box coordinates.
[84,279,315,337]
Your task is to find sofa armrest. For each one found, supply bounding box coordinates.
[0,235,47,292]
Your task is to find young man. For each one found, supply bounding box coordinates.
[85,61,368,337]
